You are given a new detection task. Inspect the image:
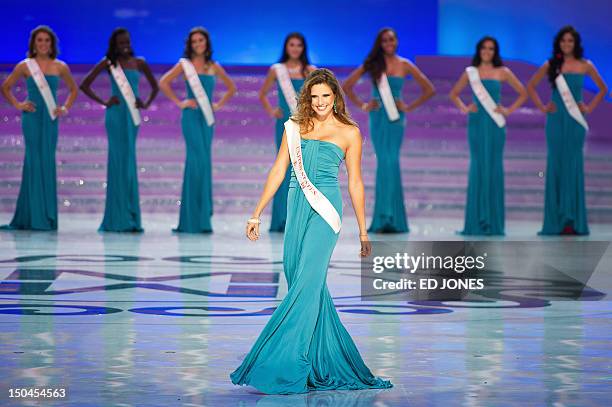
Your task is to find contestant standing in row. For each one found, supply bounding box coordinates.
[449,36,527,235]
[258,33,315,232]
[343,27,435,233]
[1,25,78,230]
[527,26,607,235]
[80,28,159,232]
[159,27,236,233]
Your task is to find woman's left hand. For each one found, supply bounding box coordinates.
[359,236,371,257]
[494,105,510,117]
[578,102,591,115]
[395,99,411,113]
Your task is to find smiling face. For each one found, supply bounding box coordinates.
[191,32,207,56]
[310,83,335,117]
[34,31,52,57]
[559,32,575,56]
[286,37,304,60]
[479,39,495,64]
[115,32,132,57]
[380,30,397,55]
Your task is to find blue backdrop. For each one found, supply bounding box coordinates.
[3,0,611,87]
[3,0,437,65]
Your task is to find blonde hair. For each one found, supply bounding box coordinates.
[291,68,356,134]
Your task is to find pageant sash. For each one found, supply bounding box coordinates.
[273,63,298,114]
[376,72,400,122]
[465,67,506,128]
[284,119,341,234]
[108,61,141,126]
[180,58,215,126]
[25,58,57,120]
[555,74,589,131]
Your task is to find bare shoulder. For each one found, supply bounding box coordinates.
[500,66,513,77]
[583,59,595,71]
[212,61,226,74]
[399,56,416,68]
[337,122,361,144]
[54,59,70,72]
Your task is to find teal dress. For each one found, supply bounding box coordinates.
[461,79,506,235]
[174,74,216,233]
[368,76,409,233]
[270,78,304,232]
[1,75,59,231]
[99,69,143,232]
[230,139,393,394]
[540,73,589,235]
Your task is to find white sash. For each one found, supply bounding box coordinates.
[465,67,506,128]
[108,61,141,126]
[24,58,57,120]
[273,63,298,114]
[180,58,215,126]
[284,119,341,234]
[376,73,400,122]
[555,74,589,131]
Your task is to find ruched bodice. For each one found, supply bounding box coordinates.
[372,75,404,100]
[110,68,140,100]
[289,139,345,188]
[26,75,59,109]
[185,74,215,102]
[472,79,501,106]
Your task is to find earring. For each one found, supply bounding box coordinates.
[333,101,338,114]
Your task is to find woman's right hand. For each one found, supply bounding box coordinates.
[179,99,198,110]
[246,222,260,241]
[104,96,120,107]
[17,100,36,112]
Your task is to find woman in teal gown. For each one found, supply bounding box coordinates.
[527,26,608,235]
[231,69,392,394]
[449,37,527,235]
[343,27,435,233]
[159,27,236,233]
[1,26,77,231]
[259,33,314,232]
[80,28,159,232]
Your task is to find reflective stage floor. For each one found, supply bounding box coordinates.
[0,214,611,406]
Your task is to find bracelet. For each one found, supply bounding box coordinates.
[247,217,261,224]
[359,233,368,237]
[60,105,68,113]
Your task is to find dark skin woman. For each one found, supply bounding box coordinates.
[79,29,158,108]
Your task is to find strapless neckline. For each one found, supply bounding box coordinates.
[300,138,345,158]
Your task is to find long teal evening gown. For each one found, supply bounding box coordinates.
[1,75,59,231]
[269,78,305,232]
[230,139,393,394]
[368,76,409,233]
[540,73,589,235]
[174,74,216,233]
[460,79,506,235]
[99,69,143,232]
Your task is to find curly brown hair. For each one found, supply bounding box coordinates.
[291,68,356,134]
